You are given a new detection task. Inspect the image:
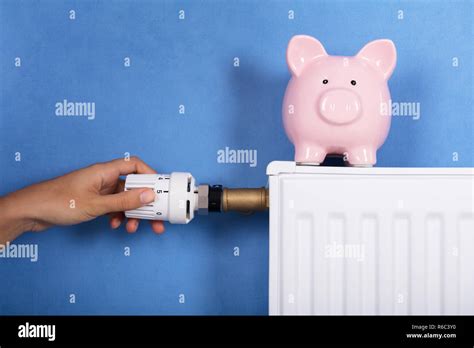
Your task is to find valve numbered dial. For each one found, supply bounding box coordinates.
[124,173,198,224]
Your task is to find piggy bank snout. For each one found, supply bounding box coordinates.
[319,89,362,124]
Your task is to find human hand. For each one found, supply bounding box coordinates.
[0,157,165,243]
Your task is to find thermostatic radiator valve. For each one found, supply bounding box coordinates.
[124,173,268,224]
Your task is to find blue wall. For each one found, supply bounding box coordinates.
[0,0,472,314]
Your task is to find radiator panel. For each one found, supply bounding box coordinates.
[267,161,474,315]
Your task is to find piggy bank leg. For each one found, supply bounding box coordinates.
[295,143,327,165]
[346,146,376,167]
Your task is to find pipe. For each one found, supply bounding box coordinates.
[222,187,269,213]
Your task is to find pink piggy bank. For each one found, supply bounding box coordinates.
[282,35,397,166]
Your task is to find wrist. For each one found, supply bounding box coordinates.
[0,190,36,243]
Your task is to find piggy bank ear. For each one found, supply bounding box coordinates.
[287,35,327,77]
[357,39,397,80]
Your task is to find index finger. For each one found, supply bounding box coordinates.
[104,156,157,176]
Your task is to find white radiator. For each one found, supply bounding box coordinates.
[267,161,474,315]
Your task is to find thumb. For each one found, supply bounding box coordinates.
[95,188,155,215]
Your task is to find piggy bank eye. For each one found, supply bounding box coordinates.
[351,80,357,86]
[322,79,328,84]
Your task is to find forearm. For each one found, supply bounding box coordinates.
[0,190,35,244]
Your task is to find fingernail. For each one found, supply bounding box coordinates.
[111,218,121,229]
[140,189,155,204]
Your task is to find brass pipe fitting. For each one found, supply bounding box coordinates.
[222,187,269,213]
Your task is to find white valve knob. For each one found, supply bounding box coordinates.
[124,172,198,224]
